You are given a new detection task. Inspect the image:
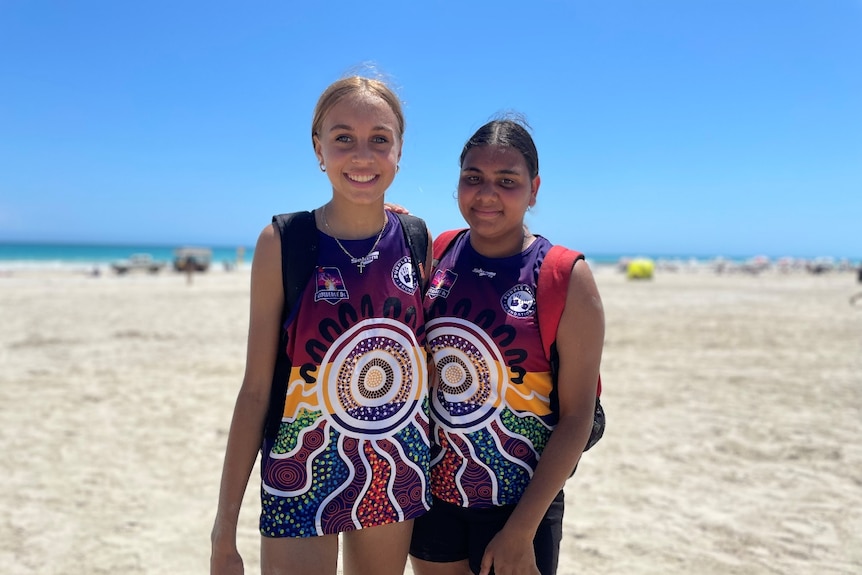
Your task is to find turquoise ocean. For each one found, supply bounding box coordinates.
[0,241,629,271]
[1,241,857,272]
[0,242,253,271]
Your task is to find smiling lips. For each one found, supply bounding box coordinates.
[472,207,500,218]
[347,173,376,183]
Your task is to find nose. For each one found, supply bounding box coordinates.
[474,181,497,200]
[352,141,374,163]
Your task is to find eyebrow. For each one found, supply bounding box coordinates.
[328,124,394,133]
[461,166,521,176]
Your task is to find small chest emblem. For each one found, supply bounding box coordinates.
[314,266,349,304]
[427,268,458,299]
[392,256,417,295]
[501,284,536,318]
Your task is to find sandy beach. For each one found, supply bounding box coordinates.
[1,265,860,575]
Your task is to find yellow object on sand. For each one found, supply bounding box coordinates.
[627,258,655,279]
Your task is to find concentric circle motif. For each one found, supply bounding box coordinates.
[426,316,508,433]
[318,318,425,436]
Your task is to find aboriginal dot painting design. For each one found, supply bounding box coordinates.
[260,318,431,537]
[426,316,552,508]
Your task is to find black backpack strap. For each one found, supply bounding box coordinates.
[264,210,318,445]
[272,210,318,312]
[395,213,429,290]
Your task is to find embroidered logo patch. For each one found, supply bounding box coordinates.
[427,268,458,299]
[392,256,416,295]
[314,266,349,304]
[501,284,536,318]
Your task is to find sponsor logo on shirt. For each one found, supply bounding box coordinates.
[501,284,536,318]
[392,256,417,295]
[427,268,458,299]
[472,267,496,278]
[314,266,349,304]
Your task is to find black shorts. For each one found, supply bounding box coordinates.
[409,491,564,575]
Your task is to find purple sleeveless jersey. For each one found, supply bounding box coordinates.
[424,231,557,508]
[260,211,431,537]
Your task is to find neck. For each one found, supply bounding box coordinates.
[469,227,535,258]
[319,201,387,240]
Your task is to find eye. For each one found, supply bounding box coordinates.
[461,174,481,185]
[371,135,389,144]
[335,134,353,143]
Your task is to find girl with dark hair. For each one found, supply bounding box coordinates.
[409,118,605,575]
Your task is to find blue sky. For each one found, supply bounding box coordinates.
[1,0,860,259]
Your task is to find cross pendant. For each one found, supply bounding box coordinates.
[353,258,366,273]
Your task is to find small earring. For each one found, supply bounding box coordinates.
[319,163,326,172]
[396,165,400,172]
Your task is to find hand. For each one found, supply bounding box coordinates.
[478,528,540,575]
[211,528,244,575]
[210,547,244,575]
[383,202,410,214]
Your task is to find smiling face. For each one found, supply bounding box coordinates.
[313,92,402,207]
[457,144,540,255]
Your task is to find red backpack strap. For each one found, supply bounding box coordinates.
[537,245,603,396]
[432,229,467,264]
[537,245,581,360]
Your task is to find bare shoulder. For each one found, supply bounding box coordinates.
[255,221,280,251]
[556,257,604,386]
[566,258,603,311]
[249,223,283,300]
[250,223,281,269]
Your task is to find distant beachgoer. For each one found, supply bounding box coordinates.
[852,265,862,304]
[409,117,605,575]
[210,74,432,575]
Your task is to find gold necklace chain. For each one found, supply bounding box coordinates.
[322,204,387,274]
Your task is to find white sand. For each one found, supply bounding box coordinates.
[1,266,860,574]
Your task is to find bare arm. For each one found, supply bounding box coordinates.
[210,224,285,573]
[480,258,605,575]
